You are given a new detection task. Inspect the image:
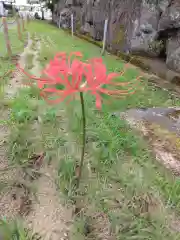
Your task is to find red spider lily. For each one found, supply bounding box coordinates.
[17,52,141,108]
[43,51,83,88]
[17,52,86,104]
[83,58,142,109]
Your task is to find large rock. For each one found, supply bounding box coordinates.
[158,1,180,31]
[158,0,171,13]
[158,0,180,73]
[107,0,141,53]
[166,30,180,72]
[60,7,72,28]
[53,0,72,28]
[80,0,109,40]
[130,0,161,57]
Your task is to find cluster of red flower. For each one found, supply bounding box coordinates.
[17,52,141,109]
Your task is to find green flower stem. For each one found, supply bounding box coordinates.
[76,92,86,190]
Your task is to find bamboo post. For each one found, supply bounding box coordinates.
[27,13,29,24]
[25,13,27,27]
[16,16,22,41]
[58,13,62,28]
[101,19,108,55]
[2,17,12,57]
[22,17,25,31]
[71,14,74,36]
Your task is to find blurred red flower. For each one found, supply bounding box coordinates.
[18,52,85,104]
[17,52,141,108]
[83,58,141,109]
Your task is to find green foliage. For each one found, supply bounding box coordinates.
[25,53,34,71]
[7,88,40,165]
[0,27,26,58]
[57,156,77,202]
[112,25,125,45]
[10,99,36,124]
[0,219,41,240]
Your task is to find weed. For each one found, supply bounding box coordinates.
[25,53,34,70]
[30,34,37,51]
[0,28,25,57]
[57,155,77,202]
[0,218,41,240]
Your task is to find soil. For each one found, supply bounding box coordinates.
[26,165,72,240]
[0,33,33,220]
[0,32,72,239]
[24,33,72,239]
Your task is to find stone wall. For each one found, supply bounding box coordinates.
[53,0,180,74]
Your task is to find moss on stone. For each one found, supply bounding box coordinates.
[116,51,150,71]
[62,28,151,73]
[112,25,125,45]
[75,20,81,33]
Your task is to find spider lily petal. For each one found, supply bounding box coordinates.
[17,51,141,108]
[82,58,142,108]
[68,52,83,69]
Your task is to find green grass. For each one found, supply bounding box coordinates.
[0,21,27,100]
[0,218,40,240]
[0,59,14,96]
[25,52,34,70]
[0,25,37,225]
[0,23,26,57]
[0,20,27,96]
[1,20,180,239]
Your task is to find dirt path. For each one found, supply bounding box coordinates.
[4,33,32,99]
[26,166,72,240]
[22,34,72,239]
[0,33,33,219]
[0,33,72,239]
[0,108,19,219]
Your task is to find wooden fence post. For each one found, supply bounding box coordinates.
[16,16,22,41]
[22,17,25,31]
[71,14,74,36]
[58,13,62,28]
[101,19,108,55]
[2,17,12,57]
[27,13,29,24]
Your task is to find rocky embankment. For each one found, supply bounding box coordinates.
[53,0,180,76]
